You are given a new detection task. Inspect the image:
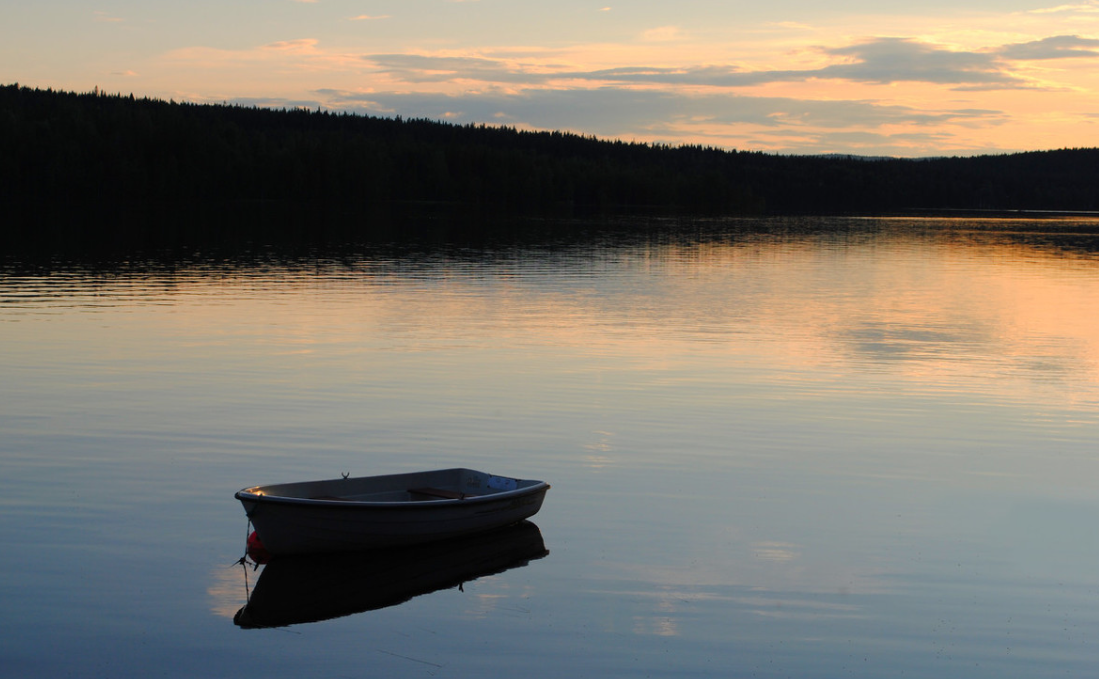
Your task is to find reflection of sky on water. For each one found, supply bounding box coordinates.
[3,218,1099,677]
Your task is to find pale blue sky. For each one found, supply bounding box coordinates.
[4,1,1099,156]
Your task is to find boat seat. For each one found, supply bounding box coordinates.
[409,487,474,500]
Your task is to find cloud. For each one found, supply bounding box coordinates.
[315,87,1002,135]
[365,54,552,83]
[1029,2,1099,13]
[817,38,1020,86]
[588,38,1029,89]
[363,37,1058,90]
[160,29,1092,156]
[998,35,1099,60]
[349,14,390,21]
[261,39,321,54]
[304,87,1007,156]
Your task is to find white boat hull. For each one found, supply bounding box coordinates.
[236,468,549,555]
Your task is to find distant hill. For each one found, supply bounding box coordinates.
[3,83,1099,238]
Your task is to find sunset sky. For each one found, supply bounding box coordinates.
[4,1,1099,156]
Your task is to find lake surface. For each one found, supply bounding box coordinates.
[3,216,1099,677]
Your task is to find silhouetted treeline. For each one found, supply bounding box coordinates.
[3,84,1099,227]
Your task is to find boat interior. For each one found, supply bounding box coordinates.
[240,468,542,504]
[309,488,476,502]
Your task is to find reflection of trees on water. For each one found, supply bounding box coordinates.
[919,220,1099,257]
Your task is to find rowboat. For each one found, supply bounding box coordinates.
[234,520,548,628]
[235,468,550,555]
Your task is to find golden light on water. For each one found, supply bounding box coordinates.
[207,563,254,620]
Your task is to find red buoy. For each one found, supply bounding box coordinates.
[246,531,270,564]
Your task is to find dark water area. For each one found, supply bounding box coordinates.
[8,201,1099,256]
[3,215,1099,677]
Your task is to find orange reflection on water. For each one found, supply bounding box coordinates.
[8,221,1099,412]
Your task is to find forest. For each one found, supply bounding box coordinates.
[3,83,1099,244]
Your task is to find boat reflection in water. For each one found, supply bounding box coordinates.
[234,520,548,629]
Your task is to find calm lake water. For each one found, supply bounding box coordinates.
[3,216,1099,677]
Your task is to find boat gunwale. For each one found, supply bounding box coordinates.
[234,480,549,509]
